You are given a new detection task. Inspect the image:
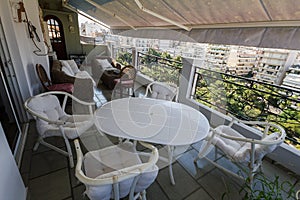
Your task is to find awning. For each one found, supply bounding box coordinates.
[65,0,300,50]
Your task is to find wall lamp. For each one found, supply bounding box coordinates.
[11,1,26,23]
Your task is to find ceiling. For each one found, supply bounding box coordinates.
[65,0,300,50]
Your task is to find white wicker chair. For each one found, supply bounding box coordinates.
[195,116,286,188]
[144,81,178,102]
[24,91,95,168]
[74,140,159,200]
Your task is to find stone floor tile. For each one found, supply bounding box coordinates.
[28,169,71,200]
[32,137,66,155]
[29,150,68,179]
[21,172,29,187]
[197,168,244,200]
[178,149,215,179]
[157,163,200,200]
[184,188,213,200]
[72,184,89,200]
[24,132,38,151]
[146,181,169,200]
[21,149,32,174]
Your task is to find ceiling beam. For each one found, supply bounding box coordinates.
[191,21,300,29]
[109,20,300,31]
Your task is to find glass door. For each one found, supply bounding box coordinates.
[0,56,21,153]
[0,18,23,158]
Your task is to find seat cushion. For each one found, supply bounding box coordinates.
[83,142,142,199]
[48,83,74,93]
[213,125,281,163]
[114,79,134,86]
[212,125,250,162]
[134,165,158,193]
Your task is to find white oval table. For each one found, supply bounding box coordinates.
[94,97,210,184]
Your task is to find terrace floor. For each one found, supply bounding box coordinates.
[21,85,300,200]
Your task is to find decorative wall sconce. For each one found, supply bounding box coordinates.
[68,14,73,23]
[69,25,75,33]
[11,1,26,23]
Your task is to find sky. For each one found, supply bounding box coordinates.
[78,12,110,31]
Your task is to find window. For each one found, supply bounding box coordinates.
[47,18,61,43]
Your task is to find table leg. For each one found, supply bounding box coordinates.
[167,145,175,185]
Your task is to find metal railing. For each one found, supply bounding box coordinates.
[137,52,182,85]
[191,67,300,147]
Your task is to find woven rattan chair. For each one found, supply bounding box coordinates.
[36,64,74,93]
[113,65,137,98]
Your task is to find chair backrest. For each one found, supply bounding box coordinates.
[74,140,159,200]
[24,91,95,137]
[36,64,52,91]
[25,93,66,136]
[120,65,137,81]
[145,81,178,101]
[72,77,95,114]
[212,119,286,163]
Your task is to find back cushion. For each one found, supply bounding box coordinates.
[60,60,75,76]
[95,59,113,69]
[27,95,65,121]
[27,94,66,136]
[151,84,176,101]
[66,60,79,74]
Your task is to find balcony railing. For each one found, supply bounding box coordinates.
[190,66,300,148]
[127,51,300,148]
[137,52,182,85]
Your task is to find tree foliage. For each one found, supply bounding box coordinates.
[195,68,300,148]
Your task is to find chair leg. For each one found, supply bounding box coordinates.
[33,137,42,151]
[249,143,255,189]
[129,175,140,200]
[167,145,176,185]
[59,126,74,168]
[113,183,120,200]
[141,190,146,200]
[64,137,74,168]
[38,138,69,156]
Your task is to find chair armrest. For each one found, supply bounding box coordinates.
[115,62,122,70]
[214,123,285,146]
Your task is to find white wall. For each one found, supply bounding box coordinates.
[1,0,49,98]
[0,122,26,200]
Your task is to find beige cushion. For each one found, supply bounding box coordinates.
[67,60,80,74]
[60,60,80,75]
[60,60,75,76]
[97,59,113,69]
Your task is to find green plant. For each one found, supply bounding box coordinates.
[239,173,295,200]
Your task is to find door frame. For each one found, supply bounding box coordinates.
[44,15,68,60]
